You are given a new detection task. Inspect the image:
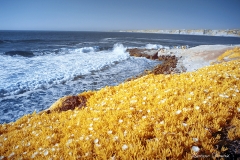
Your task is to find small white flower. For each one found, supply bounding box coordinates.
[187,98,191,100]
[107,130,113,134]
[44,150,49,156]
[66,139,73,146]
[195,106,200,110]
[119,119,123,123]
[237,108,240,112]
[191,146,200,152]
[122,144,128,150]
[31,152,38,158]
[88,127,93,131]
[93,118,99,121]
[160,99,166,103]
[124,130,127,136]
[95,144,101,147]
[113,136,119,141]
[8,152,15,158]
[130,100,137,104]
[176,110,182,115]
[143,97,147,100]
[94,139,99,144]
[0,156,5,160]
[204,89,208,93]
[192,138,198,142]
[219,94,224,97]
[109,155,116,160]
[182,123,187,127]
[142,116,147,119]
[160,121,164,125]
[147,109,150,113]
[79,136,84,140]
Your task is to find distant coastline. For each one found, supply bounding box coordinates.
[119,29,240,37]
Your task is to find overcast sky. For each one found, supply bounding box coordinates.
[0,0,239,31]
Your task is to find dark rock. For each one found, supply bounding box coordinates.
[126,48,158,60]
[60,95,87,112]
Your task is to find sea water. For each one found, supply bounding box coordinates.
[1,31,240,123]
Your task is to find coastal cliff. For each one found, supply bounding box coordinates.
[120,29,240,37]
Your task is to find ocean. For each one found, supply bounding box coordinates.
[1,31,240,124]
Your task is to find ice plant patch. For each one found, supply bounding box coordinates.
[0,58,240,159]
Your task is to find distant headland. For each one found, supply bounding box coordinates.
[119,29,240,37]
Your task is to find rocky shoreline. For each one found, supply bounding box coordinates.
[41,49,181,114]
[1,45,240,159]
[126,48,180,77]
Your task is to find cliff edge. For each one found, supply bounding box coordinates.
[120,29,240,37]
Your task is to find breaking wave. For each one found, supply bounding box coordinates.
[0,43,129,97]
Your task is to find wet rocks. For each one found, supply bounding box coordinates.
[126,48,158,60]
[127,48,180,75]
[152,55,179,74]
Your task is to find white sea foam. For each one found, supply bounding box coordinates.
[73,46,99,53]
[0,43,129,97]
[145,44,166,49]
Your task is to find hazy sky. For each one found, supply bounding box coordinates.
[0,0,239,31]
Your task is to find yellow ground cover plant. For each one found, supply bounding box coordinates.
[0,57,240,159]
[217,47,240,61]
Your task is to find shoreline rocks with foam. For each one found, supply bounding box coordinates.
[127,44,240,73]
